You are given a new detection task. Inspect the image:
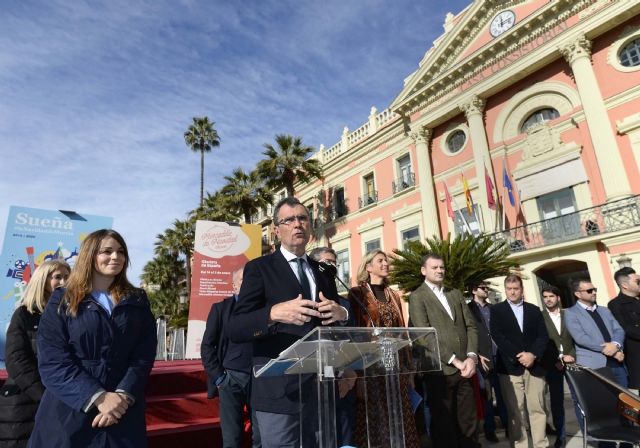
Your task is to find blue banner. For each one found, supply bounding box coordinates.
[0,206,113,366]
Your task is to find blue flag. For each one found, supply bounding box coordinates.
[503,165,515,207]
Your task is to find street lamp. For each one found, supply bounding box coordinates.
[617,254,633,268]
[179,290,189,305]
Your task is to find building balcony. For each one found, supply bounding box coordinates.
[358,191,378,209]
[490,195,640,253]
[329,204,348,221]
[392,173,415,194]
[250,205,274,225]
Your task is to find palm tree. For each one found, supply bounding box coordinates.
[184,116,221,206]
[155,219,195,300]
[221,168,273,223]
[141,253,185,290]
[256,134,323,197]
[390,233,521,296]
[189,191,238,223]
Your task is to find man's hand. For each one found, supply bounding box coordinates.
[562,354,575,364]
[452,357,476,378]
[601,342,619,357]
[479,355,491,372]
[317,292,347,325]
[555,360,564,371]
[516,352,536,368]
[92,392,129,428]
[614,351,625,363]
[269,295,321,326]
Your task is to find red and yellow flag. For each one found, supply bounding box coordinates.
[461,173,473,214]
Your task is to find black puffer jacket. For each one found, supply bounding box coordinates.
[0,306,44,448]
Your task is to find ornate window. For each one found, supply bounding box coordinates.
[520,108,560,133]
[620,38,640,67]
[446,130,466,154]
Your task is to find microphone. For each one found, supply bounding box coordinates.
[317,261,377,331]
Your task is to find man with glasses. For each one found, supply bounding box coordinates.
[608,267,640,392]
[467,281,507,443]
[564,278,627,387]
[228,197,347,448]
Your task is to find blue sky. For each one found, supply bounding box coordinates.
[0,0,471,282]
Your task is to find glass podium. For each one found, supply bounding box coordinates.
[254,327,440,448]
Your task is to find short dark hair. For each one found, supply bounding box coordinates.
[420,252,443,267]
[308,247,336,262]
[504,274,523,288]
[614,266,636,287]
[570,277,591,293]
[541,285,561,297]
[273,197,309,225]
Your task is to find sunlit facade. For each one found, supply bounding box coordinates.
[258,0,640,307]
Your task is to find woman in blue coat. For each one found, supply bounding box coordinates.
[28,229,157,448]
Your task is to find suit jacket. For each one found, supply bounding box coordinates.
[201,296,253,399]
[408,283,478,376]
[564,303,625,369]
[541,309,576,370]
[467,300,493,371]
[609,293,640,387]
[227,249,339,414]
[490,300,549,377]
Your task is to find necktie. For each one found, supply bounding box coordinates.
[296,258,313,300]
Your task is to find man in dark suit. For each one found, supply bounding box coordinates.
[228,197,347,448]
[409,253,479,448]
[201,266,261,448]
[609,267,640,392]
[540,286,575,448]
[467,281,507,443]
[490,275,549,448]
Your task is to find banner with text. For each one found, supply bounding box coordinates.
[0,206,113,366]
[185,221,262,359]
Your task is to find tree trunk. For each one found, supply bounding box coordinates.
[200,150,205,206]
[184,250,192,301]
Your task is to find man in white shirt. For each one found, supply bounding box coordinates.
[540,286,575,448]
[409,253,479,448]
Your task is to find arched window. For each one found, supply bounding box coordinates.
[520,108,560,133]
[620,38,640,67]
[446,130,466,154]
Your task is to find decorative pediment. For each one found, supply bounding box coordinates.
[390,0,600,116]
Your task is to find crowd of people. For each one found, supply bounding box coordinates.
[0,196,636,448]
[203,196,639,448]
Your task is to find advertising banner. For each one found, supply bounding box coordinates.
[0,206,113,366]
[185,221,262,359]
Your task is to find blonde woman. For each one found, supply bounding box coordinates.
[28,229,156,448]
[0,259,70,448]
[347,250,420,448]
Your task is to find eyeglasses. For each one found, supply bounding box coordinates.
[277,215,309,226]
[579,288,597,294]
[476,286,489,291]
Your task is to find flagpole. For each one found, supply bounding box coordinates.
[451,193,473,235]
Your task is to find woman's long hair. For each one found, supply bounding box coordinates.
[356,249,389,286]
[21,259,70,314]
[64,229,133,316]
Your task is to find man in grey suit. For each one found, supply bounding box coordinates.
[564,278,627,387]
[409,253,479,448]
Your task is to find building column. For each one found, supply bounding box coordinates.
[560,35,631,200]
[459,95,496,232]
[411,126,441,238]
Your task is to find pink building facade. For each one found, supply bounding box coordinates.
[260,0,640,307]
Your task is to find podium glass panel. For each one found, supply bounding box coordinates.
[254,327,440,448]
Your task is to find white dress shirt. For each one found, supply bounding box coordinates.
[280,246,317,300]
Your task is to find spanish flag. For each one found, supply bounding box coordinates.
[461,173,473,214]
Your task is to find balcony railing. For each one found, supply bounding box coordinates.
[329,204,348,221]
[392,173,416,194]
[359,191,378,209]
[490,195,640,253]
